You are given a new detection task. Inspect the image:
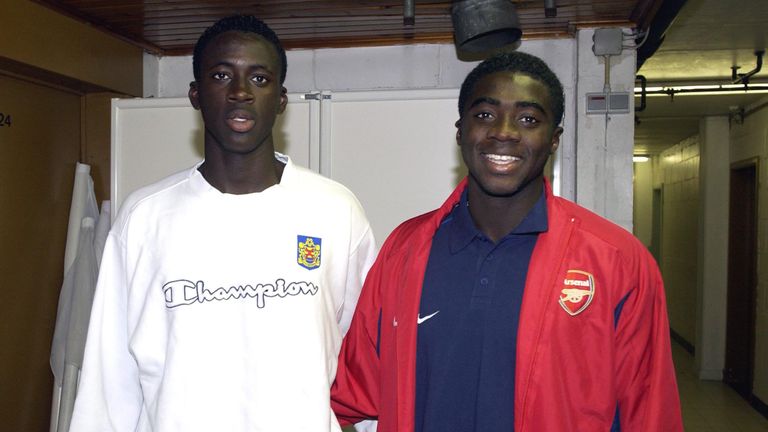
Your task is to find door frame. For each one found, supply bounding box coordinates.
[724,157,759,399]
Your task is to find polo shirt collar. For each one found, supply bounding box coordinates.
[449,187,548,253]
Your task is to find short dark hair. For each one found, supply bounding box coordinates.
[458,51,565,127]
[192,15,287,84]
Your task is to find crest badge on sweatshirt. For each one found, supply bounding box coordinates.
[297,235,322,270]
[558,270,595,316]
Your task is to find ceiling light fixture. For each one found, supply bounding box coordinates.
[634,83,768,97]
[451,0,522,53]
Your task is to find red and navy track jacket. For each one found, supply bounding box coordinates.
[332,178,684,432]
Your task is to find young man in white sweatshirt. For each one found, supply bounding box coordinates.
[70,15,375,432]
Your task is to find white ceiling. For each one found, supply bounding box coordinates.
[634,0,768,155]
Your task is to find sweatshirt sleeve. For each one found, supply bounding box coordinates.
[69,232,143,432]
[614,249,684,431]
[340,221,376,336]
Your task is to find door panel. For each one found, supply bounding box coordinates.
[724,163,758,398]
[0,73,81,432]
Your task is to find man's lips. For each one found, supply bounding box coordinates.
[226,111,255,133]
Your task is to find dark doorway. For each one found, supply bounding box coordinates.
[724,161,758,399]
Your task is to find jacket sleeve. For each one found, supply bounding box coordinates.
[69,233,143,432]
[614,249,684,431]
[332,241,389,425]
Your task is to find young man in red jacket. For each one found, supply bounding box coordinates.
[332,51,683,432]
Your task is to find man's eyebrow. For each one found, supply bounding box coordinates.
[248,63,273,72]
[207,61,273,72]
[516,101,547,113]
[469,97,500,109]
[207,61,235,69]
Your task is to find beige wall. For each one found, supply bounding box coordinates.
[0,0,142,96]
[730,97,768,403]
[658,136,700,346]
[633,160,654,248]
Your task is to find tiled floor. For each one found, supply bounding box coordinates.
[674,342,768,431]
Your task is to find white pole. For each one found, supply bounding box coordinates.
[56,365,80,432]
[50,383,61,432]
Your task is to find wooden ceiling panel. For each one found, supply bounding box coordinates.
[33,0,659,55]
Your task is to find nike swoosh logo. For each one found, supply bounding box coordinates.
[417,311,440,324]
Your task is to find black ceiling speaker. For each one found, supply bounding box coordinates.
[451,0,522,53]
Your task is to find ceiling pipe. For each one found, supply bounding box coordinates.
[732,51,764,85]
[404,0,415,26]
[635,75,647,112]
[544,0,557,18]
[451,0,522,53]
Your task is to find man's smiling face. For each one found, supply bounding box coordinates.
[457,71,562,199]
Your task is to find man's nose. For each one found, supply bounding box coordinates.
[228,77,254,103]
[489,116,520,141]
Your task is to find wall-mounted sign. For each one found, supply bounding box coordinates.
[0,112,11,127]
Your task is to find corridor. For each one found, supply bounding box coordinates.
[674,342,768,431]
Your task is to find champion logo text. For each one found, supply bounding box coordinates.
[163,278,318,309]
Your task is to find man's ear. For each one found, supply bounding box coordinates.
[277,86,288,114]
[189,81,200,110]
[549,126,563,154]
[455,118,462,143]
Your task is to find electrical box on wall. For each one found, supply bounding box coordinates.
[586,92,631,114]
[592,28,623,56]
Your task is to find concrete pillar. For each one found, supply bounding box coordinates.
[574,28,636,230]
[695,115,730,380]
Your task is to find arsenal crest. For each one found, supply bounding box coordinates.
[558,270,595,316]
[297,235,322,270]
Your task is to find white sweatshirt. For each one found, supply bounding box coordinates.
[70,155,376,432]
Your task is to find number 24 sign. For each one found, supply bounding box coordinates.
[0,112,12,127]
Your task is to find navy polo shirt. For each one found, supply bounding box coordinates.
[415,189,547,432]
